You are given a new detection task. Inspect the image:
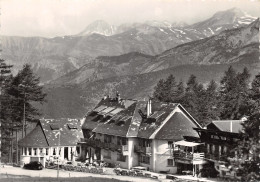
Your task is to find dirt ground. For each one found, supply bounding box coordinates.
[0,165,165,182]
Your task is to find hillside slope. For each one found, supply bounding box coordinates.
[40,19,260,118]
[50,19,259,86]
[1,8,256,83]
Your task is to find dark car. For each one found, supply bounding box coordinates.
[24,161,43,170]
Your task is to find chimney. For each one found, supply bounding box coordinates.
[147,98,152,117]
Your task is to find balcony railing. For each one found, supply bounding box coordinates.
[79,138,127,153]
[134,145,152,154]
[173,151,205,161]
[122,145,129,156]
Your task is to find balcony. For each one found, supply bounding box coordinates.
[80,138,129,153]
[134,145,152,155]
[173,151,205,164]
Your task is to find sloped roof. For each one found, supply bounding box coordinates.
[42,118,83,146]
[137,102,178,138]
[208,120,243,133]
[19,118,83,147]
[82,97,137,132]
[126,101,147,137]
[82,97,200,139]
[155,112,199,140]
[19,123,49,147]
[93,103,137,137]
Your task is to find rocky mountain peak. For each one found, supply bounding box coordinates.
[211,7,245,23]
[77,20,115,36]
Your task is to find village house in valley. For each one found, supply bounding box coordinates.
[173,119,244,178]
[78,93,202,174]
[194,120,244,177]
[17,93,246,179]
[19,118,83,167]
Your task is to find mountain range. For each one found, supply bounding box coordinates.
[41,18,259,119]
[1,8,259,118]
[1,8,257,83]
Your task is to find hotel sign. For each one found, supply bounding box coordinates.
[174,159,191,164]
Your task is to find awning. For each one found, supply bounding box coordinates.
[174,140,203,147]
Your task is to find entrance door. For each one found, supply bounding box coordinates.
[64,147,68,160]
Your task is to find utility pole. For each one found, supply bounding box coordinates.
[58,129,60,179]
[23,99,25,137]
[54,129,61,179]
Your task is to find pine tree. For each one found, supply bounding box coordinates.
[182,74,200,121]
[163,74,177,102]
[153,75,178,103]
[219,66,250,119]
[202,80,220,125]
[153,79,165,102]
[0,59,13,163]
[6,64,46,136]
[174,80,185,103]
[230,73,260,181]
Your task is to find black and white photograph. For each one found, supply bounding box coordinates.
[0,0,259,181]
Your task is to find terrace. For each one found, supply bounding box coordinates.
[173,140,206,165]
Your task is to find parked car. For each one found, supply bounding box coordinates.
[24,161,43,170]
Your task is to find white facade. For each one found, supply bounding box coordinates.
[80,134,179,173]
[20,145,81,167]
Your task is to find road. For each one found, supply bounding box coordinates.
[0,165,169,182]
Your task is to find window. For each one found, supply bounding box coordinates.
[53,148,56,155]
[39,148,43,154]
[117,137,127,145]
[104,150,111,159]
[167,159,174,166]
[139,155,150,164]
[104,135,112,143]
[46,148,49,155]
[76,146,80,154]
[139,139,151,147]
[168,141,173,149]
[117,153,126,162]
[28,148,32,155]
[33,148,37,155]
[24,148,27,155]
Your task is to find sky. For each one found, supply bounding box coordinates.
[1,0,260,37]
